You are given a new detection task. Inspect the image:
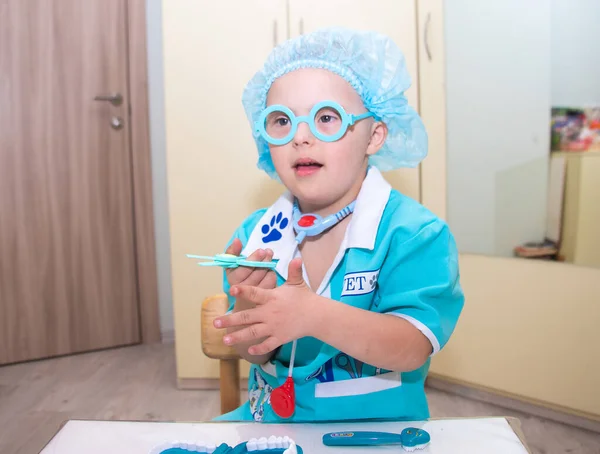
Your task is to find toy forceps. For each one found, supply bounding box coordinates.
[186,253,278,269]
[335,353,364,379]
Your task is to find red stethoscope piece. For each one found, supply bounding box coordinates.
[297,215,317,227]
[270,376,295,419]
[270,339,298,419]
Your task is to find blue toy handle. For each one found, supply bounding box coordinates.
[322,431,402,446]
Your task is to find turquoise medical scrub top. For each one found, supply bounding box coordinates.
[213,167,464,423]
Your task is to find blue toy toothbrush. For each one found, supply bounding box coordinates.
[323,429,430,452]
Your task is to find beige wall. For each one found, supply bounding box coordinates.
[430,255,600,418]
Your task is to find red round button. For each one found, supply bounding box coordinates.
[298,215,317,227]
[270,377,295,419]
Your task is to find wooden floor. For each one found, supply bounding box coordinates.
[1,343,599,454]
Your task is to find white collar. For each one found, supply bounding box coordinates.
[241,166,391,279]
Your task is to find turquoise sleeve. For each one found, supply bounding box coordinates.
[375,220,465,354]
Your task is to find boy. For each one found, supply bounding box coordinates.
[213,27,464,422]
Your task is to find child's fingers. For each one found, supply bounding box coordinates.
[240,249,274,288]
[227,248,266,283]
[285,258,304,286]
[230,283,270,304]
[258,270,277,289]
[214,308,257,329]
[231,248,274,287]
[241,267,271,287]
[238,248,272,286]
[222,323,269,346]
[254,249,276,287]
[248,337,281,356]
[225,238,242,256]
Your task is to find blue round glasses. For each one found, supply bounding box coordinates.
[254,100,376,146]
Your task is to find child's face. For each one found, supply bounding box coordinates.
[266,68,386,211]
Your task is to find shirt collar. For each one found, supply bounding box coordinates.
[241,192,296,279]
[241,166,391,279]
[346,166,392,250]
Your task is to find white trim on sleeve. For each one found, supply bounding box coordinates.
[389,313,441,356]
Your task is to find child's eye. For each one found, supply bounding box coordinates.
[318,113,339,123]
[266,111,291,130]
[268,116,289,127]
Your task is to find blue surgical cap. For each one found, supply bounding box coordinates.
[242,27,428,180]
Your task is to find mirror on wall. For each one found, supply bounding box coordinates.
[444,0,600,269]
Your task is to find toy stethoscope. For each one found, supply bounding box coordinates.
[187,198,357,419]
[268,198,356,419]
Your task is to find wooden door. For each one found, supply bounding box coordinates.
[288,0,421,201]
[0,0,140,364]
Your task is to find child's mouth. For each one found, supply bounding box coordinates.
[293,158,323,176]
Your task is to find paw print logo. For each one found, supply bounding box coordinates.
[261,211,289,243]
[369,274,378,290]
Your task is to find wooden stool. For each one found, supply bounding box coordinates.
[200,294,241,415]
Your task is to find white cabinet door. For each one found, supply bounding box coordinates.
[288,0,421,200]
[163,0,288,380]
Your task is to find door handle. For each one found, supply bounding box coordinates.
[94,93,123,107]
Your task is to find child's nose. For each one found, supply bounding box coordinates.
[292,121,315,147]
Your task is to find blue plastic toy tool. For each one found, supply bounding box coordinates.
[150,436,303,454]
[322,428,430,452]
[186,253,278,270]
[291,199,356,244]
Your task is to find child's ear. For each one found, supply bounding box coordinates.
[366,121,388,156]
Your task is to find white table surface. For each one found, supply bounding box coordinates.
[40,418,530,454]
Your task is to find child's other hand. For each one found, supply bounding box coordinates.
[215,258,317,355]
[223,239,277,364]
[225,238,276,290]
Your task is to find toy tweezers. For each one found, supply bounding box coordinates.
[186,253,278,270]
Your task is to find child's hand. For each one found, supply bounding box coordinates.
[223,238,278,364]
[214,258,317,356]
[225,238,276,290]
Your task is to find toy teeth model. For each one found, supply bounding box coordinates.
[151,435,303,454]
[322,428,430,452]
